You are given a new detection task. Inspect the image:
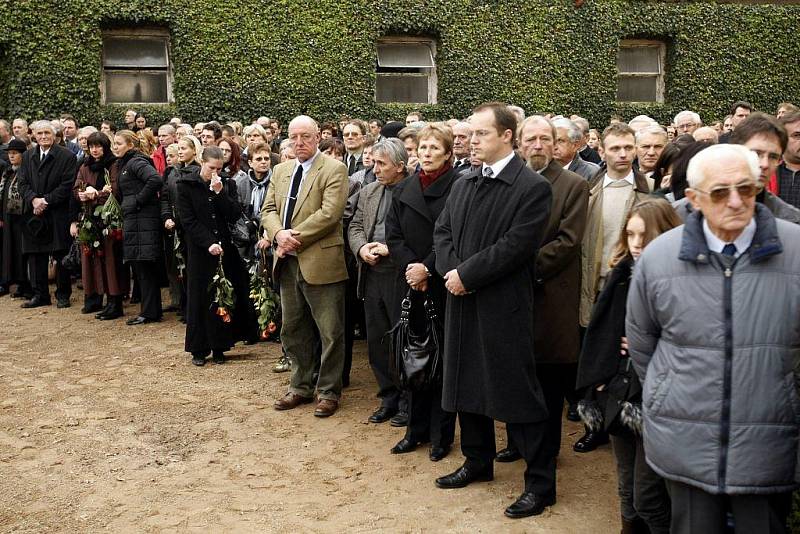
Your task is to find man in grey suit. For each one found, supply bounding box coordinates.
[347,138,409,423]
[553,118,600,181]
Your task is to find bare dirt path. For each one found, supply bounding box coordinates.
[0,291,618,533]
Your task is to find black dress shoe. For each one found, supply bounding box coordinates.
[566,403,581,422]
[429,444,451,462]
[390,411,409,427]
[368,406,397,424]
[81,302,103,314]
[56,298,71,309]
[435,464,493,489]
[390,437,422,454]
[496,447,522,463]
[21,297,51,309]
[126,315,159,326]
[573,429,609,453]
[192,355,206,366]
[504,491,556,518]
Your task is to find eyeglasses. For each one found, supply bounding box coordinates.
[252,156,269,162]
[693,181,763,203]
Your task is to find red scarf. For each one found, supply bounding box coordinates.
[419,161,452,190]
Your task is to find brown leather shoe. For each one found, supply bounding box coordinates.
[274,392,314,411]
[314,398,339,418]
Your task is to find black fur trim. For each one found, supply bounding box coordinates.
[620,402,643,436]
[577,399,604,432]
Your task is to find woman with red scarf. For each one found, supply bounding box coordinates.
[385,123,460,462]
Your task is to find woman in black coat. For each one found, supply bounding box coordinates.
[385,124,459,462]
[113,130,164,325]
[575,198,680,534]
[176,146,254,366]
[0,139,32,298]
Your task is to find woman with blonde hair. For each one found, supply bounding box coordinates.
[575,198,681,534]
[113,130,164,325]
[136,128,158,156]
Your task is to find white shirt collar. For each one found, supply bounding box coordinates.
[293,150,320,176]
[481,150,515,179]
[603,170,634,188]
[702,217,756,258]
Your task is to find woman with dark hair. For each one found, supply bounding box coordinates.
[133,114,147,132]
[576,198,681,534]
[113,130,164,325]
[668,142,711,201]
[319,137,345,161]
[386,123,459,462]
[69,132,128,318]
[650,143,682,197]
[176,146,253,365]
[218,138,245,182]
[0,139,33,298]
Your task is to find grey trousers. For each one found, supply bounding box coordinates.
[611,432,671,534]
[666,479,791,534]
[279,256,345,401]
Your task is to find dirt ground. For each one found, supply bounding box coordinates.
[0,289,618,533]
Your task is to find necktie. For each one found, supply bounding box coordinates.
[347,155,356,176]
[284,165,303,229]
[721,243,737,257]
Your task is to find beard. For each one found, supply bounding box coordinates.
[527,154,548,170]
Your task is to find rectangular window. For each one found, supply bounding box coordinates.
[376,38,437,104]
[616,40,665,103]
[102,29,172,104]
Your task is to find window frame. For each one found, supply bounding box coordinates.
[101,27,173,105]
[616,39,666,104]
[375,37,438,105]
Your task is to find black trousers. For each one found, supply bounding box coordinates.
[406,386,455,448]
[28,251,71,301]
[132,260,162,320]
[459,411,555,494]
[666,480,791,534]
[363,268,403,409]
[504,362,576,459]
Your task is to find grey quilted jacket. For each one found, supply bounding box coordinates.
[626,204,800,495]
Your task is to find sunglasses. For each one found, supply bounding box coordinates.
[693,181,763,203]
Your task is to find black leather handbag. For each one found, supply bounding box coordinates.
[61,240,82,272]
[388,290,444,392]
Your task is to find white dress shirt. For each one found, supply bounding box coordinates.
[481,150,515,178]
[702,217,756,259]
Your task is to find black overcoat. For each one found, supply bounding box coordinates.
[433,154,553,424]
[16,144,77,254]
[117,151,163,263]
[386,167,459,314]
[175,168,253,354]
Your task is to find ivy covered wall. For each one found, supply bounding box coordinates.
[0,0,797,127]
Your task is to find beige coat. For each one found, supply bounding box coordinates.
[262,152,349,285]
[580,170,652,326]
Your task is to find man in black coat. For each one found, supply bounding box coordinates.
[17,120,77,308]
[433,102,554,519]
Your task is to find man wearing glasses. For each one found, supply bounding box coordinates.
[627,142,800,534]
[342,121,367,176]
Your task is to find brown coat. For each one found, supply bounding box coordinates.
[533,160,589,364]
[580,169,652,326]
[262,152,349,285]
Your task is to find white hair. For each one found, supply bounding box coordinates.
[692,126,719,144]
[79,126,98,137]
[552,118,582,143]
[573,116,590,135]
[635,124,668,144]
[628,115,657,127]
[673,110,701,126]
[507,105,526,123]
[686,144,759,188]
[31,120,55,134]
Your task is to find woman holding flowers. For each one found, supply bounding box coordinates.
[69,132,128,319]
[176,146,253,366]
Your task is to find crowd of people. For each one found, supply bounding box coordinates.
[1,98,799,533]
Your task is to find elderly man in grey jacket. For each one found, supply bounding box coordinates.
[627,143,800,534]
